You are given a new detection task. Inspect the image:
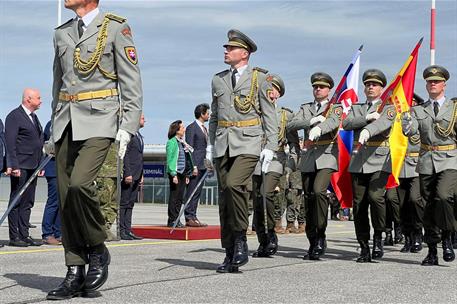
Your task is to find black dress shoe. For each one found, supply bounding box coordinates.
[372,234,384,259]
[128,232,143,240]
[216,247,238,273]
[400,236,412,253]
[85,246,111,291]
[384,231,394,246]
[0,243,4,248]
[46,266,86,300]
[316,237,327,256]
[120,233,133,240]
[394,226,403,244]
[9,238,29,247]
[442,234,455,262]
[421,244,438,266]
[410,231,423,253]
[303,238,319,260]
[356,240,371,263]
[232,233,249,267]
[23,236,42,246]
[252,244,270,258]
[266,230,278,256]
[28,223,37,228]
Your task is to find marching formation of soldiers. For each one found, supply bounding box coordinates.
[207,28,457,273]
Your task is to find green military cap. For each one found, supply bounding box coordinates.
[311,72,334,89]
[362,69,387,87]
[270,74,285,97]
[223,29,257,53]
[423,65,450,81]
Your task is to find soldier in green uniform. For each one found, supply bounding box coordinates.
[284,148,305,234]
[402,65,457,266]
[342,69,395,263]
[206,29,279,273]
[96,143,118,242]
[288,72,342,260]
[45,0,143,299]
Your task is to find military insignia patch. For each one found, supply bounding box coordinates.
[124,47,138,65]
[266,75,273,82]
[387,109,395,120]
[122,27,132,37]
[334,107,342,118]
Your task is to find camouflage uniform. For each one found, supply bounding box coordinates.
[273,174,287,223]
[285,164,305,233]
[96,144,119,240]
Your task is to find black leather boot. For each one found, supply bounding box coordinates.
[253,233,270,258]
[303,237,319,260]
[442,231,455,262]
[421,243,438,266]
[452,232,457,250]
[410,230,423,253]
[46,266,85,300]
[232,231,249,267]
[217,247,238,272]
[400,235,412,253]
[394,225,403,244]
[356,240,371,263]
[84,245,111,291]
[384,230,394,246]
[316,237,327,257]
[372,233,384,259]
[266,230,278,256]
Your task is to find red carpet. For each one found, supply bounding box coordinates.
[131,225,221,240]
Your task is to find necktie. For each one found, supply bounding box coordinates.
[137,132,144,151]
[433,101,439,117]
[30,113,41,133]
[202,124,208,139]
[231,69,238,89]
[77,19,84,38]
[316,103,321,112]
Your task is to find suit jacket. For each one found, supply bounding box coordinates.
[43,121,57,177]
[123,132,144,180]
[185,121,207,170]
[343,102,395,174]
[52,12,142,142]
[209,65,279,158]
[409,98,457,174]
[5,106,44,170]
[0,119,6,172]
[288,102,341,173]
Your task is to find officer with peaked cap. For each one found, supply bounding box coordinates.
[343,68,395,263]
[206,29,278,272]
[287,72,342,260]
[402,65,457,266]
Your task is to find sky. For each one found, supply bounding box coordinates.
[0,0,456,144]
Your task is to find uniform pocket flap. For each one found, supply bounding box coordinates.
[58,45,67,57]
[374,147,389,155]
[91,101,119,111]
[214,90,225,97]
[243,128,263,137]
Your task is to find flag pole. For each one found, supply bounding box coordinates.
[57,0,62,26]
[430,0,436,65]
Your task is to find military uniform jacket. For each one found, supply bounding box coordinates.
[399,136,420,179]
[409,98,457,174]
[209,65,278,158]
[52,12,143,142]
[287,101,341,173]
[343,102,395,174]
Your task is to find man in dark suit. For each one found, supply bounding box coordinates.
[0,118,6,248]
[120,114,145,240]
[184,103,210,227]
[5,88,44,247]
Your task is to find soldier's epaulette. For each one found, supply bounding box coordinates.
[253,67,268,74]
[421,100,431,107]
[451,97,457,104]
[301,100,313,105]
[216,69,229,77]
[281,107,293,113]
[105,13,127,23]
[55,18,73,30]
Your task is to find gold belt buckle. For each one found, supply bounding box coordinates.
[69,94,78,102]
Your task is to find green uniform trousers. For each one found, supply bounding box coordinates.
[285,189,305,223]
[302,168,333,239]
[396,177,424,235]
[97,177,118,229]
[252,172,282,239]
[56,125,112,265]
[385,187,401,232]
[215,152,259,248]
[352,171,389,242]
[421,169,457,244]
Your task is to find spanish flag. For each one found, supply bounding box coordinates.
[383,38,423,188]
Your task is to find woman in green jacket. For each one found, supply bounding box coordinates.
[166,120,194,227]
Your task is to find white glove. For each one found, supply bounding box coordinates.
[310,115,326,126]
[366,112,380,121]
[115,129,131,159]
[358,129,370,145]
[401,112,412,135]
[205,145,214,169]
[308,126,322,142]
[260,148,274,172]
[43,139,55,156]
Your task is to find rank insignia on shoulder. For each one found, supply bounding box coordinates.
[124,46,138,65]
[266,75,273,82]
[387,108,396,120]
[334,107,343,118]
[122,27,132,37]
[253,67,268,74]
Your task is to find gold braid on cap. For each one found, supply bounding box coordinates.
[73,15,117,80]
[434,98,457,138]
[278,109,288,145]
[234,70,260,114]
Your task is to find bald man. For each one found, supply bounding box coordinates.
[5,88,44,247]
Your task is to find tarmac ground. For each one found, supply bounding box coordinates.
[1,202,457,304]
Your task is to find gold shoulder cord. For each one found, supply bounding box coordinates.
[434,98,457,137]
[73,15,117,80]
[278,109,287,144]
[234,70,259,114]
[409,134,421,145]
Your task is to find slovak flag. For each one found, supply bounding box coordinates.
[330,46,362,208]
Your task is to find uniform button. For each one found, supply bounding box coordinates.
[75,47,80,52]
[71,81,76,86]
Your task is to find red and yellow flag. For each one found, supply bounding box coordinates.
[383,38,423,188]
